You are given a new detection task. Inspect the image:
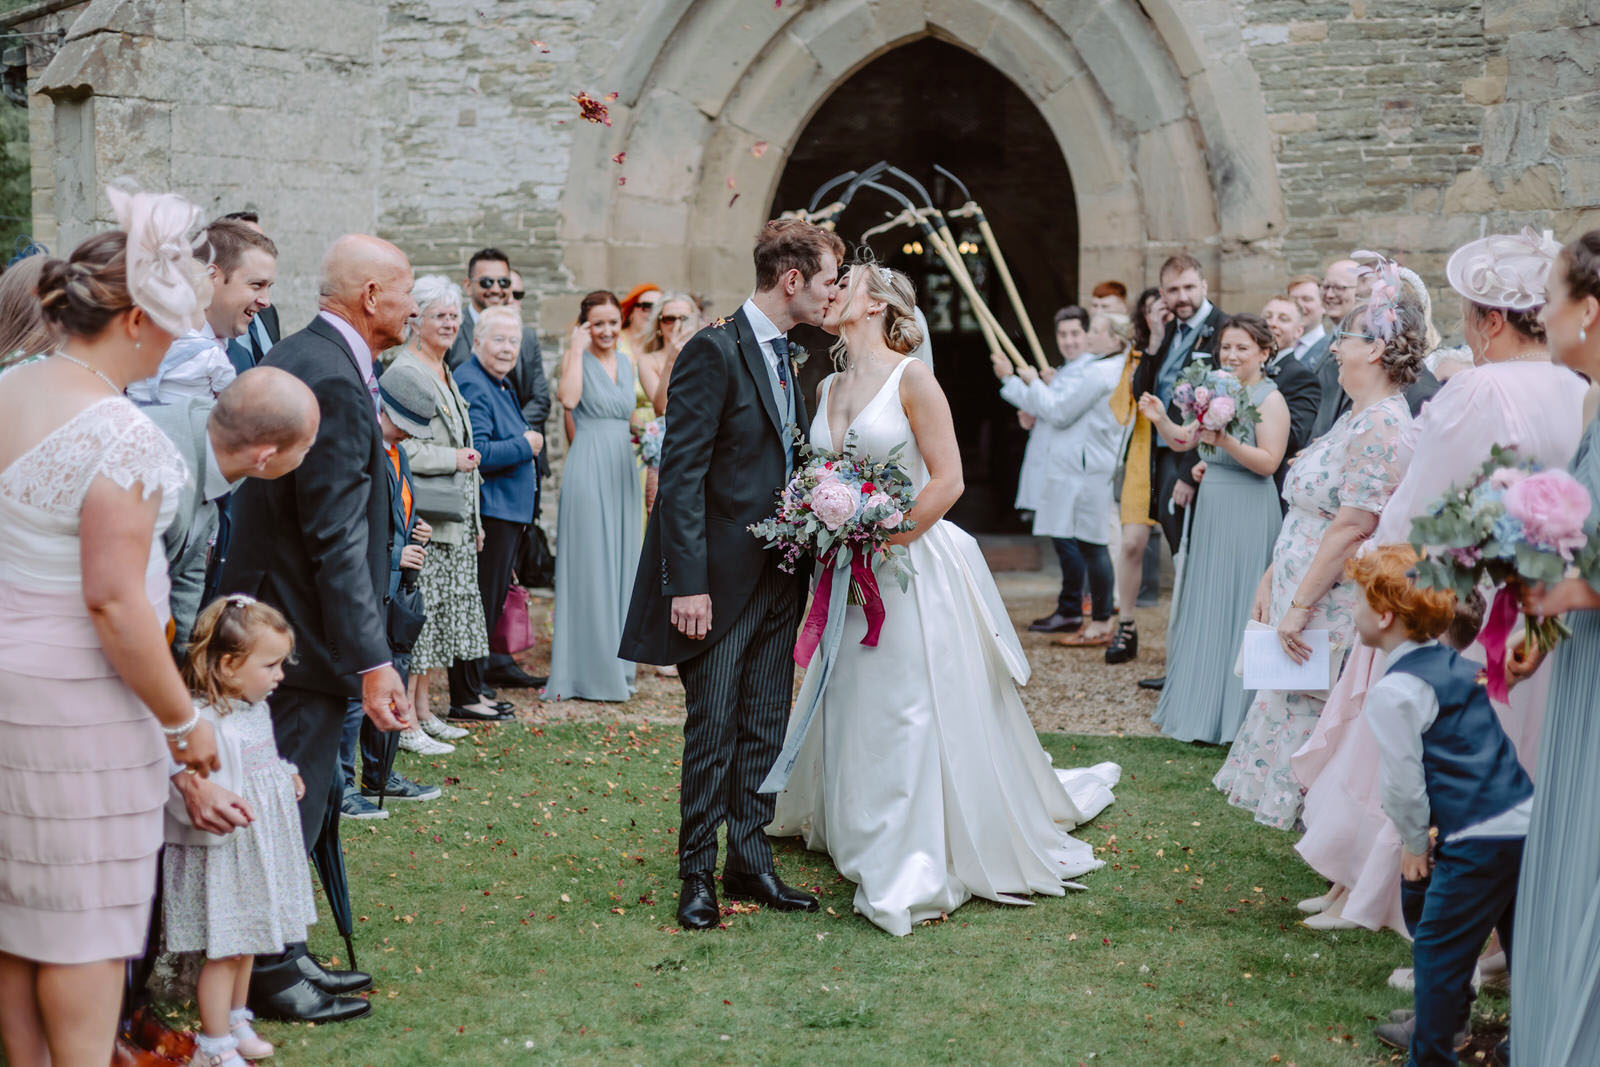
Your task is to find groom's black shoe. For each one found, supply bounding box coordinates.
[723,870,819,912]
[677,872,719,930]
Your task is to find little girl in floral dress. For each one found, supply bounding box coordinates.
[165,596,317,1065]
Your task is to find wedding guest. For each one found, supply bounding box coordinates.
[1260,295,1325,483]
[1106,287,1166,664]
[637,292,698,512]
[1214,293,1418,829]
[1291,235,1583,935]
[127,219,276,405]
[141,368,320,648]
[1286,274,1332,369]
[1262,295,1304,355]
[1505,229,1600,1067]
[1089,279,1128,317]
[1348,547,1529,1066]
[0,254,57,363]
[385,276,499,732]
[213,212,280,372]
[1139,314,1288,743]
[1001,306,1117,638]
[650,292,704,415]
[547,291,641,701]
[0,191,221,1067]
[616,282,662,363]
[218,234,412,1024]
[447,248,513,367]
[456,306,545,707]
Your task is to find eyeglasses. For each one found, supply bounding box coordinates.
[635,301,659,314]
[659,314,689,325]
[1335,330,1375,341]
[1322,282,1356,294]
[476,277,513,290]
[511,290,525,301]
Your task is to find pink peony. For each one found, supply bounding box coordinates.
[879,509,905,530]
[1506,468,1593,558]
[1193,385,1213,408]
[864,491,892,510]
[811,481,859,530]
[1200,394,1235,431]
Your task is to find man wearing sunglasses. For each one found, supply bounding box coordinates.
[446,248,513,367]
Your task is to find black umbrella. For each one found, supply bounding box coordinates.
[309,781,360,971]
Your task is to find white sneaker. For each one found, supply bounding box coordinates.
[398,728,454,755]
[1388,964,1482,992]
[1301,909,1360,930]
[420,716,469,741]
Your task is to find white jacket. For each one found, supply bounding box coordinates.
[1002,352,1125,542]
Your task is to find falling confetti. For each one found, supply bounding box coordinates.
[726,177,736,189]
[619,176,627,186]
[531,39,550,53]
[612,152,626,165]
[572,92,613,126]
[728,192,740,208]
[751,141,769,158]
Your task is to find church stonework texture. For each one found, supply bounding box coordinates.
[5,0,1598,338]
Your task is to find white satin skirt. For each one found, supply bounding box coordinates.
[769,520,1120,936]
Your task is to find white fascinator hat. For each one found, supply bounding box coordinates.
[1446,228,1564,311]
[106,184,209,335]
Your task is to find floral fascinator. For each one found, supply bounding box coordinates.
[1445,227,1564,311]
[1351,249,1406,341]
[106,184,209,336]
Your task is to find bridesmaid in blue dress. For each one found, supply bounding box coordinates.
[1513,230,1600,1066]
[547,291,642,702]
[1137,315,1289,744]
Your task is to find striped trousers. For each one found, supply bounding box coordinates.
[677,562,804,878]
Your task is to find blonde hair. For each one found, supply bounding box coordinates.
[830,262,924,370]
[644,291,698,354]
[184,595,295,711]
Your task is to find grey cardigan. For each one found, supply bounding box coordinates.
[389,347,483,546]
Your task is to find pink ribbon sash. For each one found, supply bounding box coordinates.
[794,555,887,667]
[1478,584,1519,704]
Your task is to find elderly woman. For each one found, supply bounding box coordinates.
[1213,291,1420,831]
[386,276,497,746]
[1105,287,1164,664]
[455,305,543,712]
[547,290,641,702]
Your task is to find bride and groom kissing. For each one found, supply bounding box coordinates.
[620,218,1121,937]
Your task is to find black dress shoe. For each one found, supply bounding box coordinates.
[291,951,373,995]
[247,976,371,1023]
[722,870,819,912]
[483,664,544,688]
[1137,675,1165,691]
[1028,613,1084,634]
[447,703,514,722]
[677,872,719,930]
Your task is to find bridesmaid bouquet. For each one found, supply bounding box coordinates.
[1409,445,1600,699]
[1172,363,1261,454]
[750,434,918,664]
[632,416,666,468]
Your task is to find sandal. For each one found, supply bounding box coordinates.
[1055,629,1113,647]
[1105,619,1139,664]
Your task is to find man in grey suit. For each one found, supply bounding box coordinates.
[141,367,320,647]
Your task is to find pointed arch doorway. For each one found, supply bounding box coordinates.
[773,39,1079,534]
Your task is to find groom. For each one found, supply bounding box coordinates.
[621,218,844,929]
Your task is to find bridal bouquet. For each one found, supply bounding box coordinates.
[1409,444,1600,699]
[1171,363,1261,454]
[632,416,665,468]
[749,434,918,664]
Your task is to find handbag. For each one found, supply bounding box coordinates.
[386,581,427,653]
[412,470,469,523]
[515,524,556,590]
[490,584,536,655]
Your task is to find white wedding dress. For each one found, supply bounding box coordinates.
[768,357,1121,936]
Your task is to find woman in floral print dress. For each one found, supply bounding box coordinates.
[1213,315,1418,830]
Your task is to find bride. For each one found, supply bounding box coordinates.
[768,263,1121,936]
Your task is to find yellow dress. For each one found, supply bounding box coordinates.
[630,348,654,527]
[1110,349,1156,528]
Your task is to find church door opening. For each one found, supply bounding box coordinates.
[772,38,1080,534]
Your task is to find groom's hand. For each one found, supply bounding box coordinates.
[671,594,713,640]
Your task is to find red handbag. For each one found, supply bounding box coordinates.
[489,585,535,655]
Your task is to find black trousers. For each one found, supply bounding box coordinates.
[676,563,804,878]
[448,516,527,706]
[268,684,349,849]
[1152,448,1190,552]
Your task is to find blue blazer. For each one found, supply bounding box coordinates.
[455,355,537,523]
[385,444,417,598]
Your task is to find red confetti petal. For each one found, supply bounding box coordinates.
[728,192,740,208]
[612,151,626,165]
[572,91,612,126]
[531,39,550,53]
[751,141,769,158]
[618,176,627,186]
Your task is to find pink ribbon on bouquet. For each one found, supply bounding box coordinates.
[794,555,886,667]
[1477,585,1520,703]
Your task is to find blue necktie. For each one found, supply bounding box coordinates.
[226,338,253,372]
[769,336,790,392]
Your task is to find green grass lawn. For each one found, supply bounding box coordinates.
[220,723,1503,1065]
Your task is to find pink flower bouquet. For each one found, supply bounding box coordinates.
[631,415,666,468]
[1172,363,1261,454]
[1410,444,1600,699]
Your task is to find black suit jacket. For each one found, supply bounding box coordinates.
[218,315,392,696]
[619,308,808,666]
[448,315,550,476]
[1131,304,1228,491]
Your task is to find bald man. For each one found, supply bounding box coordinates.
[140,367,320,647]
[218,234,418,1025]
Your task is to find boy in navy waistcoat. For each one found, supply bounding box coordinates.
[1350,545,1532,1067]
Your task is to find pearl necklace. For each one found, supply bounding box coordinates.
[53,352,121,393]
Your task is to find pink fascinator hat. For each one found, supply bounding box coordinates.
[1445,227,1563,311]
[106,185,208,336]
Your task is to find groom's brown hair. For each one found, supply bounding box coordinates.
[753,218,847,292]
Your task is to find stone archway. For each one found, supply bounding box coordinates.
[558,0,1285,313]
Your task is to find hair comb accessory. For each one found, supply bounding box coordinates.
[105,184,208,337]
[1445,227,1564,311]
[1352,249,1404,341]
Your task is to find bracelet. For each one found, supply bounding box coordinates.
[161,709,200,751]
[1291,598,1314,611]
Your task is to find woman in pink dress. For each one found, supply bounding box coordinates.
[0,191,219,1066]
[1291,233,1585,933]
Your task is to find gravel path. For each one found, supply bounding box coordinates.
[436,576,1170,738]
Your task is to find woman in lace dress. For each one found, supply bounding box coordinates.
[0,194,219,1066]
[1213,302,1419,830]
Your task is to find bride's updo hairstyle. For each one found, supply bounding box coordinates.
[870,267,925,356]
[36,232,134,339]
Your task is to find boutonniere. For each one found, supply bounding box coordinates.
[711,316,730,329]
[789,345,810,371]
